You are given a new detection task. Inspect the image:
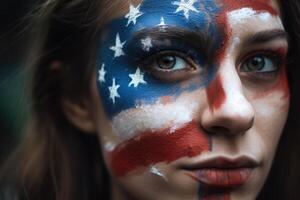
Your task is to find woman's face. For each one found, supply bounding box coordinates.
[92,0,290,199]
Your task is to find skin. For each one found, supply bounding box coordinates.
[68,0,290,199]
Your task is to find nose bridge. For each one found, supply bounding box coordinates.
[203,62,255,135]
[220,63,248,111]
[206,62,244,111]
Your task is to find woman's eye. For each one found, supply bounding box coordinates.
[141,51,201,82]
[157,55,186,71]
[240,54,280,73]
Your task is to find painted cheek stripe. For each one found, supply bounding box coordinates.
[109,121,210,177]
[276,67,290,98]
[255,67,290,98]
[111,99,198,141]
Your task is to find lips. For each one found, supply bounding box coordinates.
[182,156,258,188]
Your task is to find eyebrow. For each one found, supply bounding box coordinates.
[129,27,288,59]
[244,29,288,46]
[131,26,214,57]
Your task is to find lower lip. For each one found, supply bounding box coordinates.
[186,168,253,188]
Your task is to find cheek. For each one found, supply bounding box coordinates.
[107,92,211,178]
[109,121,210,177]
[253,67,290,99]
[252,91,289,149]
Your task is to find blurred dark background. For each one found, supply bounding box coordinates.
[0,0,34,164]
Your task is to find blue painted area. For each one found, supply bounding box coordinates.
[96,0,224,118]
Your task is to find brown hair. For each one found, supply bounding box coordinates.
[258,1,300,199]
[1,0,113,199]
[1,0,300,199]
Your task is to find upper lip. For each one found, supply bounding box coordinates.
[180,155,259,170]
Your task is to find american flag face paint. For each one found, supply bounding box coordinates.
[96,0,289,199]
[97,0,224,179]
[98,0,222,118]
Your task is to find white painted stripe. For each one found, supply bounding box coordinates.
[228,7,283,28]
[111,97,198,141]
[228,7,270,25]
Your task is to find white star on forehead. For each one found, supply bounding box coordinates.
[109,78,120,104]
[172,0,199,19]
[125,3,144,26]
[158,17,166,26]
[141,37,153,51]
[98,63,106,83]
[110,33,126,58]
[128,68,147,88]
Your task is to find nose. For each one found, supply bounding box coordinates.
[201,65,255,136]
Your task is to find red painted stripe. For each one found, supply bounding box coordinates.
[254,67,290,98]
[206,74,226,111]
[110,121,210,177]
[221,0,277,15]
[215,0,278,65]
[276,67,290,98]
[207,0,278,111]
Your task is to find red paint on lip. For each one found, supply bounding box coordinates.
[187,168,252,188]
[206,74,226,110]
[109,121,210,177]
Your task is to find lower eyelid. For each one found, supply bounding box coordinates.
[241,71,279,81]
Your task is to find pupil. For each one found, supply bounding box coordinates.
[158,55,176,69]
[249,56,265,70]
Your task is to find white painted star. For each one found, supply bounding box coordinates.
[141,37,153,51]
[110,33,126,58]
[158,17,166,26]
[125,3,144,26]
[172,0,199,19]
[109,78,120,104]
[128,68,147,88]
[98,63,106,83]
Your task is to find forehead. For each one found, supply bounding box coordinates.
[101,0,283,50]
[103,0,281,27]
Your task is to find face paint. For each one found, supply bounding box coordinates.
[203,0,282,110]
[97,0,283,134]
[96,0,288,199]
[110,121,209,177]
[97,0,223,117]
[206,74,225,110]
[149,166,167,181]
[251,48,290,98]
